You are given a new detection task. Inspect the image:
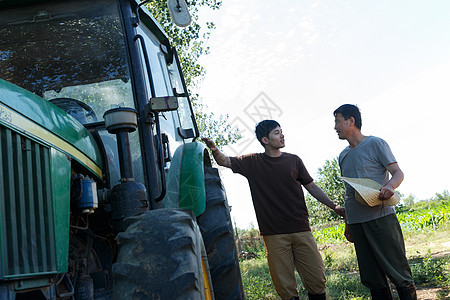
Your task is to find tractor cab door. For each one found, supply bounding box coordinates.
[167,48,199,142]
[134,9,198,149]
[132,4,199,205]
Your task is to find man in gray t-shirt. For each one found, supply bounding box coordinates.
[333,104,416,300]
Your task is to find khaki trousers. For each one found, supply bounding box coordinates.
[263,231,326,299]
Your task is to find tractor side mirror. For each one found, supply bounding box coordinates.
[167,0,191,27]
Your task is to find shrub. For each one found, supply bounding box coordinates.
[411,250,450,286]
[322,245,358,272]
[397,202,450,232]
[313,223,346,244]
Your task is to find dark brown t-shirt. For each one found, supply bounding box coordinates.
[230,152,313,235]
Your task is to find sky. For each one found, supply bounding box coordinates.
[195,0,450,229]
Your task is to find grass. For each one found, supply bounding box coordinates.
[326,272,370,300]
[320,243,358,272]
[240,259,278,300]
[238,201,450,299]
[404,224,450,257]
[240,228,450,299]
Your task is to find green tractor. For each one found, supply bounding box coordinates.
[0,0,243,298]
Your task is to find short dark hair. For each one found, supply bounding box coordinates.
[255,120,280,147]
[333,104,362,129]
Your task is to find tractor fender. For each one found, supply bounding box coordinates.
[162,142,210,216]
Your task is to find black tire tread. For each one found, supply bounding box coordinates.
[113,209,205,300]
[197,167,244,300]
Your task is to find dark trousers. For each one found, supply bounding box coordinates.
[349,214,414,290]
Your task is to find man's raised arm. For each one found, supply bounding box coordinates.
[202,138,232,168]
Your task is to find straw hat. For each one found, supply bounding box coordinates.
[341,177,400,207]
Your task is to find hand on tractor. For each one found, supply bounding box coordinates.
[201,138,231,168]
[202,138,217,152]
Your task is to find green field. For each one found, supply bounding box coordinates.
[237,199,450,299]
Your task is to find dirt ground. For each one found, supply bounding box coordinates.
[415,287,449,300]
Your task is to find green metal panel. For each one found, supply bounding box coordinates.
[0,125,57,279]
[163,142,207,216]
[0,79,102,179]
[51,148,71,273]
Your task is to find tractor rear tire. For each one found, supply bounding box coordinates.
[113,209,212,300]
[197,166,244,299]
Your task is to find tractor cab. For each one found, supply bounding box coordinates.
[0,0,197,202]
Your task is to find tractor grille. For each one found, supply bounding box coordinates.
[0,125,57,278]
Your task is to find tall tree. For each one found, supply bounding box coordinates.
[305,157,345,226]
[144,0,239,148]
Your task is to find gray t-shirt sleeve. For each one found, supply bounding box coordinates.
[374,138,397,169]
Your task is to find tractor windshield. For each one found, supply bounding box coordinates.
[0,0,134,122]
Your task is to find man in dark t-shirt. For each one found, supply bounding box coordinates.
[203,120,345,300]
